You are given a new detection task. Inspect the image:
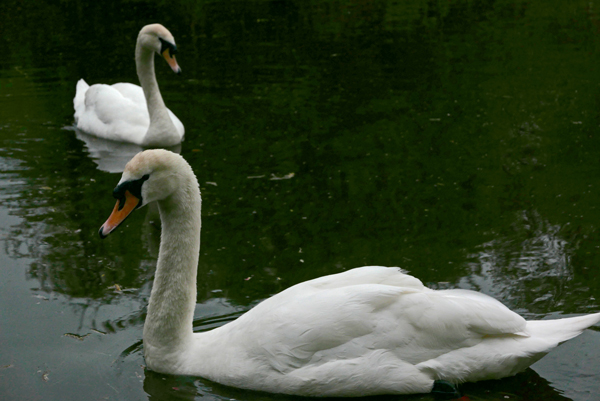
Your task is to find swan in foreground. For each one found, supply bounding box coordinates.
[74,24,184,147]
[99,149,600,397]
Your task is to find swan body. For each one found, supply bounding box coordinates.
[99,149,600,397]
[74,24,184,147]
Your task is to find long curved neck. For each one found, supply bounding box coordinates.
[135,43,178,147]
[143,179,202,355]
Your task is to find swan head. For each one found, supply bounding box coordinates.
[99,149,192,238]
[138,23,181,74]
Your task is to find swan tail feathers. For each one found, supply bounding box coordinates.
[526,312,600,344]
[74,79,90,123]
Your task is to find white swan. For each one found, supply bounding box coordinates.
[99,149,600,397]
[74,24,184,147]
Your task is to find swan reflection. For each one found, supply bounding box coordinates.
[74,129,181,173]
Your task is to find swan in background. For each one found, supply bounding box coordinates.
[74,24,185,147]
[99,149,600,397]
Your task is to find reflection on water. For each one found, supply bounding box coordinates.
[72,128,146,173]
[71,128,182,173]
[1,0,600,400]
[464,209,599,316]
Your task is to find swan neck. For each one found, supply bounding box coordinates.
[135,44,177,146]
[144,181,202,353]
[135,45,166,116]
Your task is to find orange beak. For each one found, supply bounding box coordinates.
[162,49,181,74]
[99,190,141,238]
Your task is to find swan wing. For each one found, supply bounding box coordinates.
[432,289,527,335]
[110,82,147,104]
[283,266,426,297]
[235,271,527,372]
[75,82,149,144]
[204,278,527,395]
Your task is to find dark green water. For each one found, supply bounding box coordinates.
[1,1,600,400]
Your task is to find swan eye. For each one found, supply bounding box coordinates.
[113,174,150,208]
[159,38,177,57]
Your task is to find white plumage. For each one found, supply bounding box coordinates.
[74,24,184,147]
[99,149,600,397]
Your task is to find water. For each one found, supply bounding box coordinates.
[1,1,600,400]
